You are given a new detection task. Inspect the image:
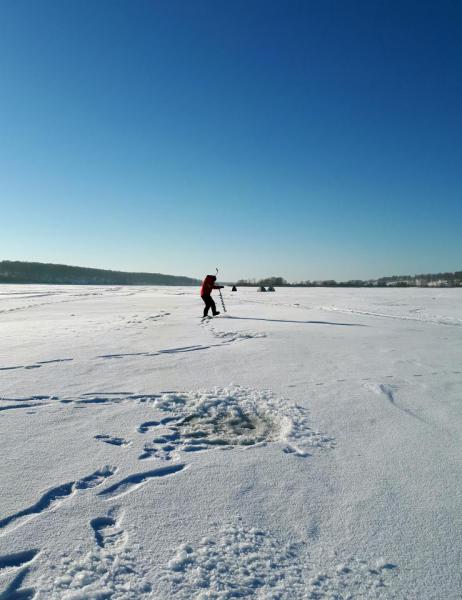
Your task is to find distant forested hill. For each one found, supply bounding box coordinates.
[0,261,200,285]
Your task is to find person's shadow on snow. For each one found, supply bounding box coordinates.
[225,316,367,326]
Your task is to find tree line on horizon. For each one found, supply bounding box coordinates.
[0,261,200,286]
[236,272,462,288]
[1,261,461,288]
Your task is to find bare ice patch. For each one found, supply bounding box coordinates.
[138,386,334,460]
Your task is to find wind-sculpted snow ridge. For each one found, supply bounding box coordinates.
[139,386,334,459]
[163,522,397,599]
[36,510,152,600]
[321,305,462,326]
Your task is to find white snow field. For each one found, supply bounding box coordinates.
[0,285,461,599]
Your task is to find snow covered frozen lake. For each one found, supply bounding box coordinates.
[0,285,461,599]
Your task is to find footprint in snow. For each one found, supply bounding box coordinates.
[0,566,36,600]
[200,317,266,343]
[36,511,151,599]
[97,464,187,500]
[0,548,39,573]
[94,434,131,447]
[90,507,126,550]
[0,466,116,536]
[0,549,39,600]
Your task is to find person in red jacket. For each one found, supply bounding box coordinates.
[200,274,223,318]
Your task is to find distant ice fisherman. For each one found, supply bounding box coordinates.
[200,274,224,318]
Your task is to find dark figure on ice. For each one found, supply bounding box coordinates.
[200,274,223,318]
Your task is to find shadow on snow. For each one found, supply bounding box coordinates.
[225,316,367,327]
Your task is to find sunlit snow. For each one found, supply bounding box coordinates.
[0,285,461,598]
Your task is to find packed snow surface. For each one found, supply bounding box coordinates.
[0,285,461,599]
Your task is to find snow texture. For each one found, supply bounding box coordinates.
[1,285,461,599]
[164,521,397,599]
[36,508,152,599]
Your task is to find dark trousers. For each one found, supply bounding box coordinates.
[202,294,217,317]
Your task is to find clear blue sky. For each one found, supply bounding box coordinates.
[1,0,461,281]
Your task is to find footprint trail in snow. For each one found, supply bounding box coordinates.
[0,466,116,536]
[200,316,267,343]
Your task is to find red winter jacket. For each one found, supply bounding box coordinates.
[201,275,221,297]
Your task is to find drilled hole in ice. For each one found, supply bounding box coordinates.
[177,407,277,448]
[145,386,335,457]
